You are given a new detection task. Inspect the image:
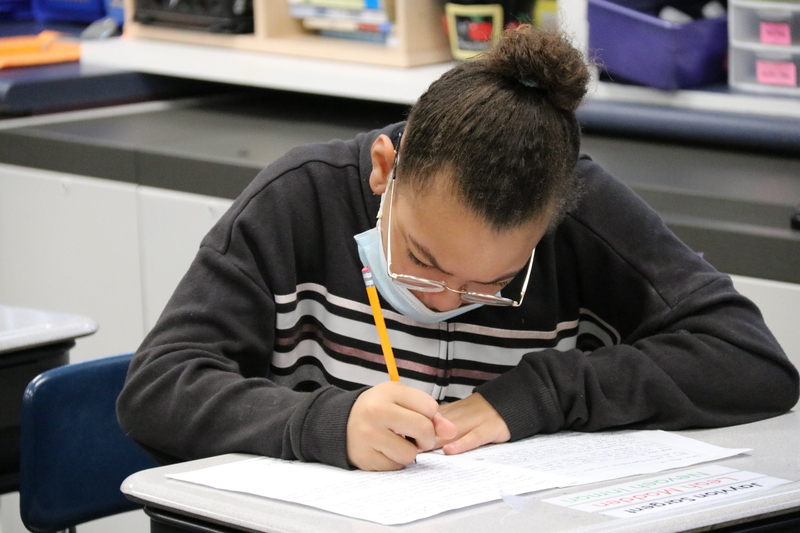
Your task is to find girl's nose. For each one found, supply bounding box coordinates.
[417,288,465,312]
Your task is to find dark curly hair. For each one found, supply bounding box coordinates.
[399,25,590,231]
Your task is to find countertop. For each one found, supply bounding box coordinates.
[0,91,797,283]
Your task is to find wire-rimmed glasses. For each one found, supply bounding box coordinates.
[383,164,535,307]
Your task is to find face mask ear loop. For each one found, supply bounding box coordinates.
[375,167,395,226]
[377,131,400,223]
[376,192,385,223]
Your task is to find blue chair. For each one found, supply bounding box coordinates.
[19,353,158,533]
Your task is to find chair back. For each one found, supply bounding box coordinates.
[19,353,157,533]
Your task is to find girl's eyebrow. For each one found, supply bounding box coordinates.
[407,235,522,285]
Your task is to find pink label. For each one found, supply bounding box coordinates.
[760,21,792,45]
[755,60,798,86]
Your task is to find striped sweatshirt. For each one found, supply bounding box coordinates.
[118,122,799,470]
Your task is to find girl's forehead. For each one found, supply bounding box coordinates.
[393,181,544,282]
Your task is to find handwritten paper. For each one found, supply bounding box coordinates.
[168,430,749,525]
[450,429,750,484]
[169,454,570,525]
[543,465,791,518]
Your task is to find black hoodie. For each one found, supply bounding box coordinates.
[118,122,799,470]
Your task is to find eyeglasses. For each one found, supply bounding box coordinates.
[383,155,535,307]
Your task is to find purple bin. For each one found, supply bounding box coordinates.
[588,0,729,90]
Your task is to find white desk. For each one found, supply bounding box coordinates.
[0,305,98,353]
[122,411,800,533]
[0,304,97,493]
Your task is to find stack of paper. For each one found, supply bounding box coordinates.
[170,429,754,525]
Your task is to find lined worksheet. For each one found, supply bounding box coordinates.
[168,430,750,525]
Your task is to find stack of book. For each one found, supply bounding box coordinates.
[287,0,396,44]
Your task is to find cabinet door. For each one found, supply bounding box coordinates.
[137,186,233,332]
[0,163,143,363]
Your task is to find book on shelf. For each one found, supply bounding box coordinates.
[317,29,392,43]
[288,0,396,45]
[288,5,392,24]
[287,0,388,10]
[302,17,392,33]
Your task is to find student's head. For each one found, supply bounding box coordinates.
[369,25,590,313]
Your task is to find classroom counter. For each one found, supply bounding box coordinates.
[0,90,798,284]
[577,96,800,154]
[0,21,229,116]
[78,36,800,155]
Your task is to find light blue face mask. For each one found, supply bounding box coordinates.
[354,194,483,324]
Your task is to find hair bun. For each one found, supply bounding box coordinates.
[482,25,590,112]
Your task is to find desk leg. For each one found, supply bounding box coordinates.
[1,340,72,494]
[145,506,243,533]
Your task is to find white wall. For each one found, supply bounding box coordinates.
[0,165,143,363]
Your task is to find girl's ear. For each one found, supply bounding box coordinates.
[368,134,396,195]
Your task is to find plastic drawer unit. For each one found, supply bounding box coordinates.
[729,0,800,94]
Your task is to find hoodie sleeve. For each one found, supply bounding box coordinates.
[116,135,379,469]
[477,158,799,440]
[117,243,361,469]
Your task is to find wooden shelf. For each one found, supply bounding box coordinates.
[82,36,800,119]
[122,0,452,67]
[81,37,454,104]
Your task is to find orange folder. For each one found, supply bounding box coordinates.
[0,31,81,69]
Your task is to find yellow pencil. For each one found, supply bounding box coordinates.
[361,267,400,382]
